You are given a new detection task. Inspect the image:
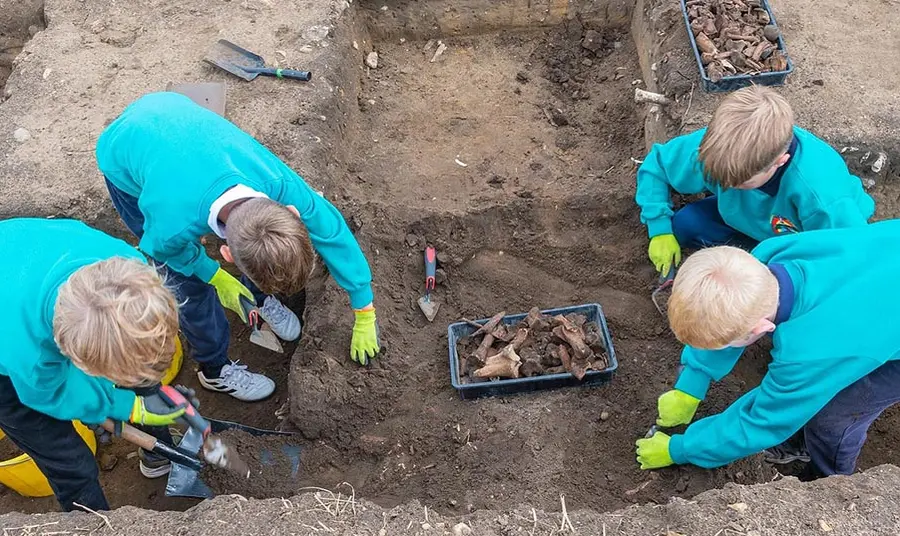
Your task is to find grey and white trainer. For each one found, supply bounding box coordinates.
[259,295,302,341]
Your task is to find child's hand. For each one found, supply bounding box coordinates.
[657,389,701,427]
[209,267,255,321]
[350,308,380,365]
[635,431,674,470]
[130,393,187,427]
[648,234,682,275]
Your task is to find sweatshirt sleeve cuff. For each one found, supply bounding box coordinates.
[109,389,137,422]
[668,434,688,465]
[196,256,221,284]
[647,218,674,238]
[675,366,712,400]
[349,285,374,310]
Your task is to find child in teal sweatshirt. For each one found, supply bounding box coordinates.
[635,220,900,478]
[0,219,186,510]
[96,92,381,402]
[635,85,874,276]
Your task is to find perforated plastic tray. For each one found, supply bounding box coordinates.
[448,304,617,400]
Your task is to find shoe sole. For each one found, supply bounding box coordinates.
[197,373,276,402]
[140,461,172,479]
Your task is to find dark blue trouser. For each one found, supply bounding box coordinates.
[105,178,256,375]
[672,196,757,249]
[0,374,108,512]
[804,359,900,477]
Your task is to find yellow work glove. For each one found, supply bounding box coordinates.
[657,389,701,427]
[648,234,682,275]
[635,431,674,470]
[350,308,381,365]
[209,267,254,322]
[130,393,187,427]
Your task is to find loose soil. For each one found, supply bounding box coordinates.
[201,430,299,498]
[0,438,23,461]
[3,0,900,527]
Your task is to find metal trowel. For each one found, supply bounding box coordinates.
[417,246,440,322]
[239,295,284,353]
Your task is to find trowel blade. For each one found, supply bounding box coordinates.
[417,296,440,322]
[250,324,284,353]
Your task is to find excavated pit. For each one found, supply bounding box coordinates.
[4,0,900,521]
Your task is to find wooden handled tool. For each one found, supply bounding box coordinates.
[101,419,202,470]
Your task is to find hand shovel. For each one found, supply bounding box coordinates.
[416,246,440,322]
[204,39,312,82]
[651,266,676,316]
[239,295,284,353]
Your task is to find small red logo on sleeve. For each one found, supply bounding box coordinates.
[771,215,799,235]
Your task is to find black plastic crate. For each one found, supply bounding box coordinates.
[681,0,794,92]
[448,304,618,400]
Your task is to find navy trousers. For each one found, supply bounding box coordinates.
[0,374,108,512]
[672,196,757,249]
[804,359,900,477]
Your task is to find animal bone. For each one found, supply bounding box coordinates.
[524,307,550,331]
[508,328,530,351]
[551,316,592,361]
[634,88,672,106]
[695,32,718,54]
[551,344,572,372]
[470,311,506,363]
[474,345,522,379]
[519,347,543,377]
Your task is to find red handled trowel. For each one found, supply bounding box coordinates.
[416,246,440,322]
[239,295,284,353]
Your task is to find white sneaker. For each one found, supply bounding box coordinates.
[197,361,276,402]
[259,295,302,341]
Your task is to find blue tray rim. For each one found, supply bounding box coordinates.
[447,304,618,392]
[680,0,794,87]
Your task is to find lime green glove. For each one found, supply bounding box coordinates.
[657,389,701,427]
[648,234,682,275]
[209,267,254,322]
[130,393,187,427]
[351,308,381,365]
[635,431,674,470]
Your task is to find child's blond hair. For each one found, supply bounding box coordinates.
[227,198,315,296]
[53,257,179,387]
[668,246,778,349]
[699,85,794,188]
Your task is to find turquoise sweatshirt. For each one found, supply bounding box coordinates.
[668,220,900,468]
[635,127,874,239]
[96,92,373,309]
[0,219,140,424]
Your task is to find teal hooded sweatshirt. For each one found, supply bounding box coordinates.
[96,92,373,309]
[635,127,874,239]
[668,220,900,468]
[1,219,140,424]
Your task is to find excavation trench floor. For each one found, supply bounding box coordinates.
[5,15,900,520]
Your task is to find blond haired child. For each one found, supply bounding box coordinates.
[636,85,874,276]
[635,221,900,479]
[97,92,380,402]
[0,219,184,511]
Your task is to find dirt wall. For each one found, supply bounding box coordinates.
[2,465,898,535]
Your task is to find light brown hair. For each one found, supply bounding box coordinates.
[668,246,778,349]
[699,85,794,188]
[227,198,315,295]
[53,257,179,387]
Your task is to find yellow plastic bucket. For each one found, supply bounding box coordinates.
[0,337,183,497]
[0,421,96,497]
[161,336,184,386]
